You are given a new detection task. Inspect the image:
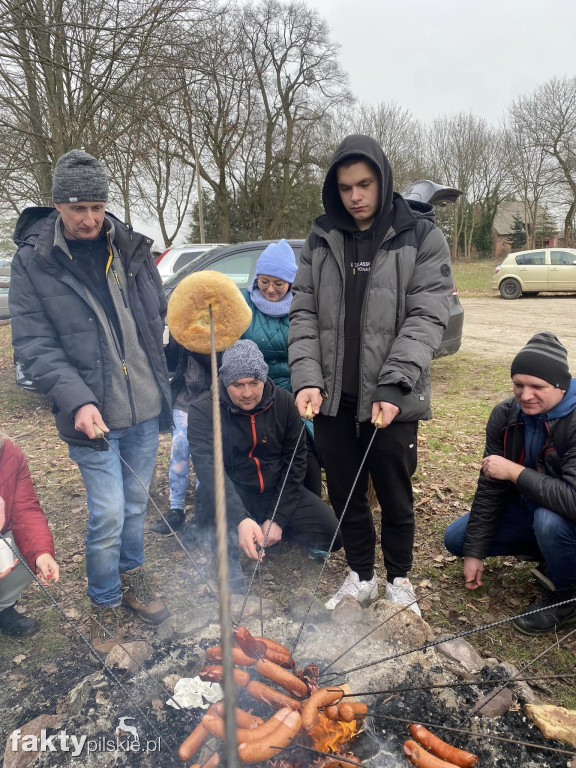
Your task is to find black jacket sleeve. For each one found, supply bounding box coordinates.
[9,250,98,416]
[187,394,251,525]
[463,401,515,558]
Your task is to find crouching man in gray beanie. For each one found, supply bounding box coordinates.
[186,340,342,590]
[444,331,576,635]
[9,150,172,661]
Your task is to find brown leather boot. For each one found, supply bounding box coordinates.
[120,567,169,624]
[89,604,124,662]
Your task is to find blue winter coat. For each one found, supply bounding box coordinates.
[241,290,291,391]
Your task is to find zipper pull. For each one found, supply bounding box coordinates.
[355,417,360,438]
[122,360,128,377]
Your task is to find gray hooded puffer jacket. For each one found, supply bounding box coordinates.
[288,135,453,423]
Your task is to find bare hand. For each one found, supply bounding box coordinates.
[371,401,400,428]
[463,556,484,589]
[0,558,18,579]
[238,518,265,560]
[295,388,323,418]
[481,455,523,483]
[36,553,60,585]
[260,520,282,547]
[74,404,109,439]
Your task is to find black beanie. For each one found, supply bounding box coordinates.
[511,331,571,389]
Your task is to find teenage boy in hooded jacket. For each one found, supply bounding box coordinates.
[289,135,453,613]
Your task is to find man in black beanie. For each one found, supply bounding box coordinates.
[445,331,576,635]
[9,150,172,660]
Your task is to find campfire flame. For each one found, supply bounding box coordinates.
[308,713,360,754]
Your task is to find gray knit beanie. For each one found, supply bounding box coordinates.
[511,331,571,389]
[220,340,269,387]
[52,150,109,203]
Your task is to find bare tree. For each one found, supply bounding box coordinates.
[502,118,559,249]
[510,77,576,245]
[351,101,425,190]
[0,0,206,203]
[425,114,506,259]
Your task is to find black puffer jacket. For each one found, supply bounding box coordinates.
[464,397,576,558]
[9,207,172,448]
[187,379,307,527]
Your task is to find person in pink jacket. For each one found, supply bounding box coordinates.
[0,434,59,637]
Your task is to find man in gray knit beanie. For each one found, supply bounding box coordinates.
[52,150,109,204]
[220,340,269,388]
[185,338,342,588]
[9,148,172,656]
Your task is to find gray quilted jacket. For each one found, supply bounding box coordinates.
[288,137,453,423]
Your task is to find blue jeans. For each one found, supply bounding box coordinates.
[69,417,159,606]
[444,503,576,590]
[169,408,190,509]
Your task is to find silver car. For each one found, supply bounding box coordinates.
[155,243,227,282]
[491,248,576,299]
[0,275,9,319]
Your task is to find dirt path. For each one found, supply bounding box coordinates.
[459,296,576,368]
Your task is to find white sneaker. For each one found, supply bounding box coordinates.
[385,577,421,616]
[325,571,378,610]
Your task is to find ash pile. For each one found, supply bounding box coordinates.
[2,591,574,768]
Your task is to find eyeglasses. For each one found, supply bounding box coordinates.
[257,277,289,292]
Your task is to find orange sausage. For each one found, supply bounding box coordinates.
[255,637,291,659]
[234,625,267,658]
[255,658,308,698]
[325,704,340,721]
[404,739,461,768]
[205,646,257,666]
[255,637,295,668]
[246,680,302,711]
[189,754,220,768]
[337,703,356,722]
[198,665,251,687]
[202,708,292,743]
[409,725,478,768]
[238,709,302,763]
[301,687,344,731]
[210,702,263,729]
[338,701,368,722]
[178,722,209,761]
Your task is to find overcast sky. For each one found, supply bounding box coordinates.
[309,0,576,125]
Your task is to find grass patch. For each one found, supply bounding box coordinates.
[452,259,499,297]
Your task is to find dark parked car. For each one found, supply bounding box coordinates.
[163,238,463,359]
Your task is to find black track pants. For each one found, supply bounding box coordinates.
[315,405,418,582]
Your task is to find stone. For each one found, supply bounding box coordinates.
[286,588,332,624]
[106,641,153,671]
[367,598,430,648]
[435,636,485,674]
[475,686,515,718]
[497,661,541,705]
[331,594,366,623]
[231,595,275,620]
[64,672,103,716]
[3,714,62,768]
